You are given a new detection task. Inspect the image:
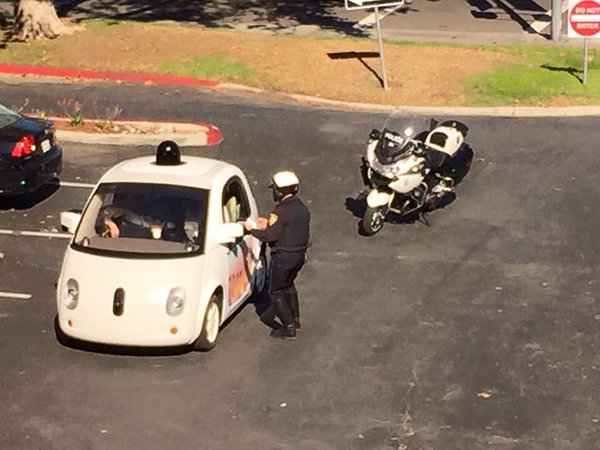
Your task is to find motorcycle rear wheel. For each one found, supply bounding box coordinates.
[360,206,385,236]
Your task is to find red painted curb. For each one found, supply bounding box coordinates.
[0,64,220,88]
[200,122,223,146]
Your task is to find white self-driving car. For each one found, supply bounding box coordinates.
[56,142,265,351]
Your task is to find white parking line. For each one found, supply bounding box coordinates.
[0,292,32,300]
[55,181,95,189]
[354,3,407,28]
[0,229,72,239]
[530,2,569,33]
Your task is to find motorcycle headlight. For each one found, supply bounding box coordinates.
[166,288,185,316]
[65,278,79,310]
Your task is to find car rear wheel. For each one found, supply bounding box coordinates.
[192,295,221,352]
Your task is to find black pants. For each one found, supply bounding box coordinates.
[262,251,305,328]
[269,251,305,297]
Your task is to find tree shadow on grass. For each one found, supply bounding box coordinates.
[0,7,15,49]
[328,51,384,88]
[541,64,583,84]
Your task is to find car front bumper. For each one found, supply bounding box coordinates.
[0,146,63,196]
[57,311,198,348]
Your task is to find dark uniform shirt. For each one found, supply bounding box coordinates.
[250,196,310,253]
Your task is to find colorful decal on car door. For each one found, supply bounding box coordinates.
[227,240,256,306]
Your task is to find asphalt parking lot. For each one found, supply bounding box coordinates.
[1,88,599,449]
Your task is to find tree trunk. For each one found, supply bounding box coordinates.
[13,0,69,41]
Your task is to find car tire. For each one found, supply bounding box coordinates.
[192,294,221,352]
[54,315,74,347]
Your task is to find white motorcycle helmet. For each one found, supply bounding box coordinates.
[270,170,300,201]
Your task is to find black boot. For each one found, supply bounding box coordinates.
[269,326,296,339]
[269,297,296,340]
[259,304,282,331]
[285,290,301,330]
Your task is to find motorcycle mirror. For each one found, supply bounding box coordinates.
[403,127,414,137]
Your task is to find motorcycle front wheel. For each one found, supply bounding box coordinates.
[360,206,386,236]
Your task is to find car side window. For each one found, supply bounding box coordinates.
[222,178,251,223]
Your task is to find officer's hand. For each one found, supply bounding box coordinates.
[256,217,268,230]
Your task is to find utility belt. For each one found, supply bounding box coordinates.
[271,243,310,254]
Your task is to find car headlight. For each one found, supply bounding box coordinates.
[166,288,185,316]
[65,279,79,310]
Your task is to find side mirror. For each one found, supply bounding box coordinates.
[214,222,244,245]
[60,210,82,234]
[369,129,381,140]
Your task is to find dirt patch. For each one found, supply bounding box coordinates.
[51,119,148,134]
[3,22,519,107]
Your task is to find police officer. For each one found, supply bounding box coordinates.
[244,170,311,339]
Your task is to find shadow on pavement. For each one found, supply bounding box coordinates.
[466,0,550,39]
[53,0,370,37]
[0,182,60,211]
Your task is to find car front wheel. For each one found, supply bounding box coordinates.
[192,295,221,351]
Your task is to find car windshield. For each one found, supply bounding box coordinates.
[73,182,209,257]
[0,104,21,129]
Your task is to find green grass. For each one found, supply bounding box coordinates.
[0,41,50,65]
[464,45,600,105]
[158,53,256,83]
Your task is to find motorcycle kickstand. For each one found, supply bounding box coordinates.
[418,211,430,226]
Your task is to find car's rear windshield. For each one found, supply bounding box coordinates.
[73,182,209,258]
[0,104,21,129]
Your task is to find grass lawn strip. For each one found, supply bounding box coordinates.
[0,20,598,107]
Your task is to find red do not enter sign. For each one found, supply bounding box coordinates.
[570,0,600,37]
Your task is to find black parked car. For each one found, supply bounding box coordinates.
[0,103,62,197]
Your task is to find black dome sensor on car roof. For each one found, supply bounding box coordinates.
[156,140,182,166]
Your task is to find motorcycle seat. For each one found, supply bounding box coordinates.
[423,148,448,171]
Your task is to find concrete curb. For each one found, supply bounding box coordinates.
[280,94,593,117]
[49,117,223,146]
[0,64,597,118]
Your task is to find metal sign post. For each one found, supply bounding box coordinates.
[345,0,406,90]
[568,0,600,84]
[373,6,389,90]
[551,0,562,41]
[583,37,589,84]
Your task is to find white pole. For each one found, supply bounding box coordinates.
[374,6,389,90]
[551,0,562,41]
[583,37,589,85]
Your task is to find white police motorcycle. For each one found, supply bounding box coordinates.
[358,120,473,236]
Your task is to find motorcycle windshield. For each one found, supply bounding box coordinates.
[375,131,415,165]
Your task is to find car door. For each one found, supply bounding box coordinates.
[221,176,257,315]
